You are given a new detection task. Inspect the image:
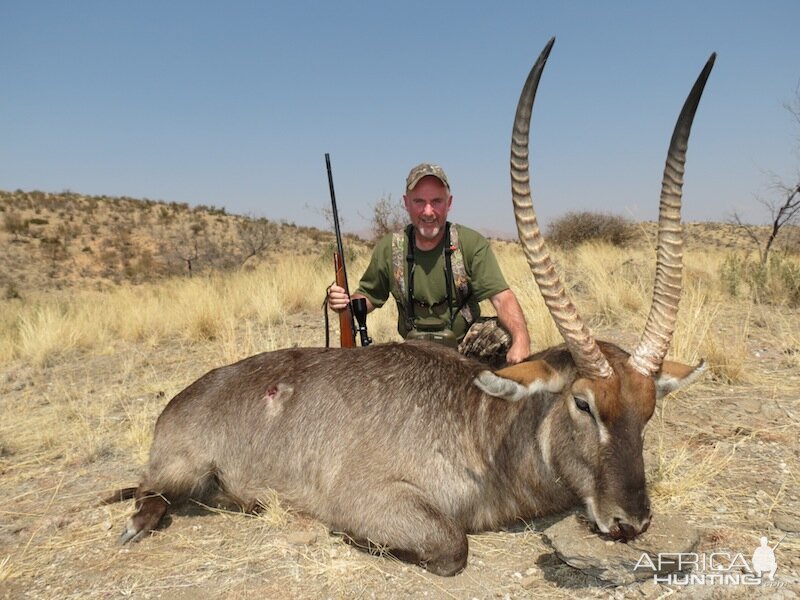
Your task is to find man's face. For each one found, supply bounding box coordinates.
[403,176,452,243]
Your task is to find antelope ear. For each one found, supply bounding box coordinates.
[474,360,565,402]
[655,359,706,399]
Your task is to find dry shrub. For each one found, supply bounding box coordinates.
[684,250,727,301]
[3,210,29,239]
[274,255,333,313]
[546,211,640,249]
[720,253,800,306]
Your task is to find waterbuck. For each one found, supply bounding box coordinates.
[109,39,713,576]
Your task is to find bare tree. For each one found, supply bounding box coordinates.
[759,180,799,262]
[171,221,206,277]
[734,84,800,264]
[367,194,407,240]
[235,216,280,266]
[175,238,200,277]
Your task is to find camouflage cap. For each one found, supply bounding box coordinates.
[405,163,450,192]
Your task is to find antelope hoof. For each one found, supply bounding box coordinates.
[118,520,145,545]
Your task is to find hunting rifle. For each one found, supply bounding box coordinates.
[325,153,371,348]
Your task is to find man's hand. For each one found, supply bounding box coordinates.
[327,286,374,314]
[327,284,350,313]
[490,289,531,365]
[506,340,529,365]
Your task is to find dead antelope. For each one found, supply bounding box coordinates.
[107,39,713,576]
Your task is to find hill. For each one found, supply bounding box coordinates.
[0,189,368,298]
[2,189,797,300]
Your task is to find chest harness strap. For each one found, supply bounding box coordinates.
[391,222,474,332]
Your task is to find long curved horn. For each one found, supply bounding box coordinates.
[628,54,716,377]
[511,38,613,379]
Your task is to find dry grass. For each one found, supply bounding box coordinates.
[493,240,756,366]
[569,243,648,327]
[0,256,340,366]
[649,446,736,517]
[491,242,562,351]
[703,309,751,384]
[648,396,736,517]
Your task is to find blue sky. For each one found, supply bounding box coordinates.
[1,1,798,235]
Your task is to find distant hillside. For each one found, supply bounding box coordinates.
[634,220,798,254]
[484,220,798,255]
[0,189,364,297]
[2,189,795,299]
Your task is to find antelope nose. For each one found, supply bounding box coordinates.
[610,517,645,542]
[618,521,638,541]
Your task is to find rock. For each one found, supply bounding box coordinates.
[542,513,700,585]
[774,512,800,533]
[637,579,661,599]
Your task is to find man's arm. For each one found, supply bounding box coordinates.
[328,233,393,315]
[489,289,531,364]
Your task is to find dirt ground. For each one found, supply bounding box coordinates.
[1,305,799,599]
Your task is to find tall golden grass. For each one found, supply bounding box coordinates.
[493,240,746,368]
[1,255,344,366]
[1,241,797,375]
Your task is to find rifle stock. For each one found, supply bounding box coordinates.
[334,252,356,348]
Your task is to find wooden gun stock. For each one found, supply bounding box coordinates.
[334,252,356,348]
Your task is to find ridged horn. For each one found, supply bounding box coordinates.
[511,38,613,379]
[628,53,716,377]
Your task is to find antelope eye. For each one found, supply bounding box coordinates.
[574,397,591,414]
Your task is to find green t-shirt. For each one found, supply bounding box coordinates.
[355,224,509,341]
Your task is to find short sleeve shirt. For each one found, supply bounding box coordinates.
[355,224,509,340]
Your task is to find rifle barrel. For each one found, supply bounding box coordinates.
[325,153,357,347]
[326,154,350,297]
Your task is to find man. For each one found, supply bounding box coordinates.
[328,162,530,365]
